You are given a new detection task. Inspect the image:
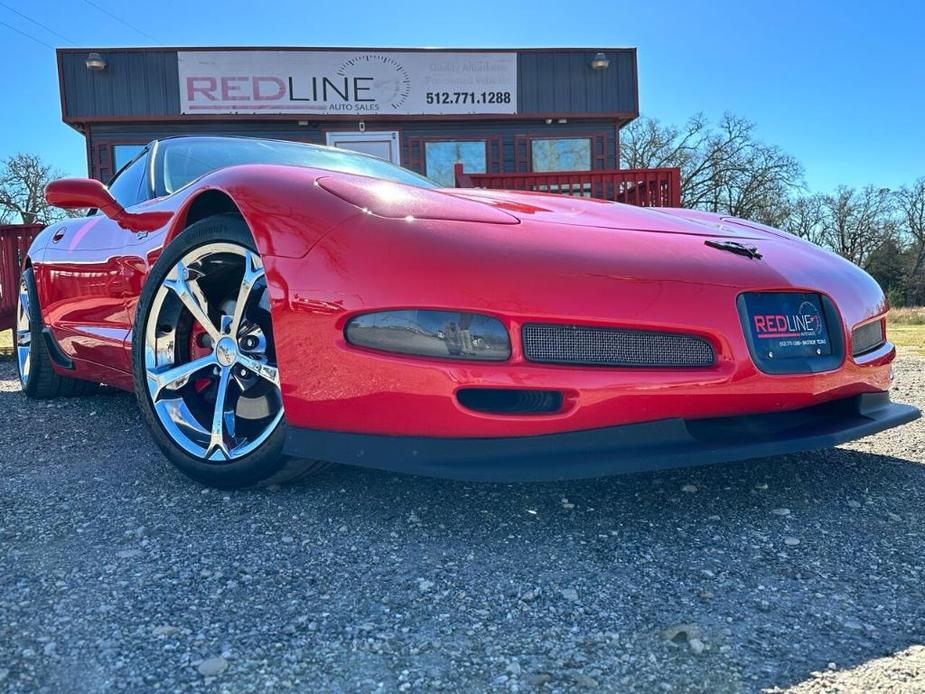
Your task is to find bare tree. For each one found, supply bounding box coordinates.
[621,112,925,303]
[710,141,803,224]
[620,113,803,224]
[895,178,925,304]
[781,194,827,245]
[818,186,895,268]
[0,153,80,225]
[620,114,711,175]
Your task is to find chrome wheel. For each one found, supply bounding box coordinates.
[144,242,283,462]
[15,278,31,387]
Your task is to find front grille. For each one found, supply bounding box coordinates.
[522,324,715,368]
[852,320,886,356]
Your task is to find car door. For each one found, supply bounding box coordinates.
[38,148,154,374]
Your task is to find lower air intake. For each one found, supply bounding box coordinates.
[522,323,715,368]
[456,388,563,415]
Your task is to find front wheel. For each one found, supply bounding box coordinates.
[132,215,327,488]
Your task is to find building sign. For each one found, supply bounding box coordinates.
[177,50,518,116]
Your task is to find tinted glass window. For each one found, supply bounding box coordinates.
[108,151,149,207]
[113,144,145,171]
[531,138,591,172]
[425,141,486,187]
[157,137,437,195]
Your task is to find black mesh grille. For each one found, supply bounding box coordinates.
[852,320,886,356]
[522,324,715,368]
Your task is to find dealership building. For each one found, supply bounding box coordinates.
[56,46,648,191]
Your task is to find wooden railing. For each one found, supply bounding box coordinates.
[0,224,43,331]
[454,163,682,208]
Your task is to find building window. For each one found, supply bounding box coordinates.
[113,144,145,172]
[425,140,487,187]
[531,138,592,172]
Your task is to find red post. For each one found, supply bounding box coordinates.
[667,167,682,207]
[454,163,474,188]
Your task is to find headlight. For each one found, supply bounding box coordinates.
[345,310,511,361]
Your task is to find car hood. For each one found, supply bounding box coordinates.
[444,188,774,239]
[305,174,876,305]
[427,188,883,308]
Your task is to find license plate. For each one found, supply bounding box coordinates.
[743,292,832,359]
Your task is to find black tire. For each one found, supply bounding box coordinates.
[131,214,329,488]
[17,267,98,399]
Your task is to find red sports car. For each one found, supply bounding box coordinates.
[18,135,918,487]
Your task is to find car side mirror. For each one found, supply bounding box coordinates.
[46,178,122,216]
[45,178,172,232]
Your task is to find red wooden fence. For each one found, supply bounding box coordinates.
[455,164,682,208]
[0,224,43,332]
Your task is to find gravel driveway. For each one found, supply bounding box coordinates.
[1,353,923,693]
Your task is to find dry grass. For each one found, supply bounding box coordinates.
[889,307,925,325]
[887,307,925,355]
[0,328,10,358]
[888,324,925,355]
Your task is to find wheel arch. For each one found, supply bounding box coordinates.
[20,224,56,316]
[162,188,292,316]
[163,166,360,261]
[166,188,244,246]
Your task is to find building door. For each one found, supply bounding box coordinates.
[325,131,401,165]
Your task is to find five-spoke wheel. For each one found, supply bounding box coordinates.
[143,242,283,462]
[135,215,328,487]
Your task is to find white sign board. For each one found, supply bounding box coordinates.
[177,50,518,116]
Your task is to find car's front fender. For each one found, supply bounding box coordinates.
[164,165,363,260]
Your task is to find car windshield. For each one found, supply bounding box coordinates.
[156,137,437,195]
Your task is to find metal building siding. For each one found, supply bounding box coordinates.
[60,48,636,119]
[517,50,636,115]
[60,50,180,118]
[91,120,325,139]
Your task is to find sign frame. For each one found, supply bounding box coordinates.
[177,50,518,116]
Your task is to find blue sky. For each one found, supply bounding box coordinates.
[0,0,922,192]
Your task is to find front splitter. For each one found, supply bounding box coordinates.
[283,392,920,481]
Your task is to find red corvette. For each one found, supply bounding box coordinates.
[17,135,918,487]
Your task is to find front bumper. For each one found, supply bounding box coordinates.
[284,392,920,481]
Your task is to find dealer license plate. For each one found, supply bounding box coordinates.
[743,292,832,359]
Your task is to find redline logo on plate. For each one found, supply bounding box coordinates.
[177,50,519,116]
[753,301,824,339]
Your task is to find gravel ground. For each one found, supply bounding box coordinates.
[1,353,923,693]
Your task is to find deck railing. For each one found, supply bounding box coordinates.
[0,224,43,331]
[454,163,682,208]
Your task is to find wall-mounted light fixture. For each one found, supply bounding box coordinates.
[85,52,106,71]
[590,52,610,70]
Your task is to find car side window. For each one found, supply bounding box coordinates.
[108,149,150,208]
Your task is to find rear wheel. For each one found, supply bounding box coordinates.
[17,267,98,399]
[132,215,328,488]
